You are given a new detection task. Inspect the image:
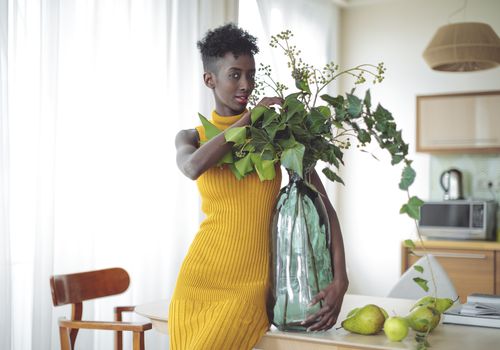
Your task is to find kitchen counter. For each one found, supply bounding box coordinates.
[135,294,499,350]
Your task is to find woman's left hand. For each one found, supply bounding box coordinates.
[301,276,349,331]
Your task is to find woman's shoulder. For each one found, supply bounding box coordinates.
[175,128,200,148]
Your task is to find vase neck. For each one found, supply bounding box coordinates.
[287,170,313,184]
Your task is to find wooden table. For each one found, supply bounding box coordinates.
[135,294,499,350]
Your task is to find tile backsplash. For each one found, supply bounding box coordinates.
[429,154,500,240]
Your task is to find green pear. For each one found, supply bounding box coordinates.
[406,305,441,332]
[383,316,409,342]
[411,296,455,313]
[379,307,389,320]
[341,304,385,335]
[347,307,360,318]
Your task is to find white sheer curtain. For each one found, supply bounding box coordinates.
[1,0,11,348]
[1,0,237,349]
[239,0,342,202]
[239,0,339,92]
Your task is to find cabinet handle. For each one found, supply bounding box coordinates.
[411,251,487,259]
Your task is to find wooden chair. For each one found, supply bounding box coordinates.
[49,267,152,350]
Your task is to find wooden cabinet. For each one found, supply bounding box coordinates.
[416,91,500,153]
[401,240,500,303]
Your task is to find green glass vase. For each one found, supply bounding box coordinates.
[270,171,333,331]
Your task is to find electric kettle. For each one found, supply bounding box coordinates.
[440,168,464,200]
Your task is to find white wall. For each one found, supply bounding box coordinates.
[337,0,500,296]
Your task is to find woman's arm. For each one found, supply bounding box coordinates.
[175,112,251,180]
[176,97,283,180]
[302,169,349,331]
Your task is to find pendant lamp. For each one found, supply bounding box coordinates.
[423,22,500,72]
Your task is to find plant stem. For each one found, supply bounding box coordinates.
[406,190,438,297]
[312,64,380,106]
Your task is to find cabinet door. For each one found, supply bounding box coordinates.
[416,91,500,153]
[407,248,494,303]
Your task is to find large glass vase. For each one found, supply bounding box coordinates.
[270,171,333,331]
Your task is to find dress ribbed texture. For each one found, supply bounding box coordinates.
[169,110,282,350]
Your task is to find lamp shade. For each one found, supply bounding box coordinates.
[423,22,500,72]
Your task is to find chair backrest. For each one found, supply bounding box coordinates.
[388,254,459,300]
[50,267,131,349]
[50,267,130,306]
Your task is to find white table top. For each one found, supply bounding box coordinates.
[135,294,500,350]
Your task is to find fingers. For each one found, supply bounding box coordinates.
[301,302,332,326]
[309,291,325,307]
[306,304,341,332]
[308,314,337,332]
[257,96,284,107]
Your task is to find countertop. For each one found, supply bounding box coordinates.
[135,294,500,350]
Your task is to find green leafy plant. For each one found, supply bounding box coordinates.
[200,30,421,219]
[199,30,434,347]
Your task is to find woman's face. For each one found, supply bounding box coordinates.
[207,52,255,116]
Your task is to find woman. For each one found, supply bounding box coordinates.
[169,23,348,350]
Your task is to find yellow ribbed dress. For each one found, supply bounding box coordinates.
[168,111,282,350]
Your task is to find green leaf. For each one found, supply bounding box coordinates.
[284,98,305,122]
[403,239,416,249]
[347,93,362,118]
[295,78,311,93]
[322,167,345,185]
[357,129,371,144]
[364,115,375,129]
[251,154,276,181]
[224,126,247,145]
[262,109,280,128]
[391,154,405,165]
[399,164,416,190]
[277,136,296,149]
[400,196,424,220]
[251,106,267,124]
[374,103,393,121]
[234,153,254,176]
[413,277,429,292]
[228,163,243,180]
[280,142,305,177]
[215,150,234,167]
[317,106,331,118]
[248,127,270,151]
[265,122,280,140]
[364,89,371,109]
[198,113,222,140]
[307,109,328,134]
[320,94,344,108]
[413,265,424,273]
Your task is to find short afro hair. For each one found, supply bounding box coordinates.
[197,23,259,72]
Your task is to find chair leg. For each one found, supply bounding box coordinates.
[115,331,123,350]
[59,326,71,350]
[114,306,134,350]
[132,331,145,350]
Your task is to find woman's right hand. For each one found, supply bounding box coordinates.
[256,96,284,108]
[233,96,283,128]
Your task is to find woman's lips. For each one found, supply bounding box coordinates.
[235,95,248,104]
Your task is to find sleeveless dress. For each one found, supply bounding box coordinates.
[168,110,282,350]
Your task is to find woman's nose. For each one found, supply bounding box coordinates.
[239,76,253,92]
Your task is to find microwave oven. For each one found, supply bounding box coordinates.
[418,200,497,240]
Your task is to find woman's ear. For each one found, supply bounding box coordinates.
[203,72,215,89]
